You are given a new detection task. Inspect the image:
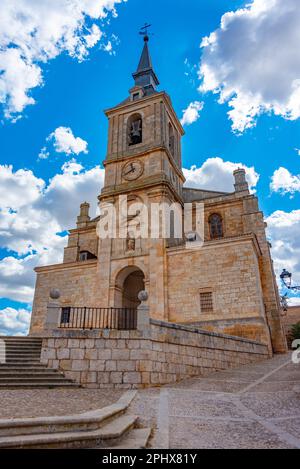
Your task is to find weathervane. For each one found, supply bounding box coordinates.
[139,23,152,41]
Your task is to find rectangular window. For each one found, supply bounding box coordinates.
[200,292,213,313]
[132,93,139,101]
[79,252,88,262]
[61,307,71,324]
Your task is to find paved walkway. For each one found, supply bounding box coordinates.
[130,353,300,449]
[0,389,123,419]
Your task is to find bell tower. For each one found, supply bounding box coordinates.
[97,32,185,321]
[100,33,185,205]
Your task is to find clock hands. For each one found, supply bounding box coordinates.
[124,163,136,176]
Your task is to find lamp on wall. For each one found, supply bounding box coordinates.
[280,269,300,291]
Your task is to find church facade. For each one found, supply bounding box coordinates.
[30,36,287,354]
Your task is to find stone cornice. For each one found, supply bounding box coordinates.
[69,224,97,235]
[35,260,98,273]
[99,176,184,205]
[167,232,262,257]
[104,91,184,136]
[103,144,185,182]
[186,191,258,207]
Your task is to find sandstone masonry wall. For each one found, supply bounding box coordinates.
[40,320,269,389]
[30,261,99,333]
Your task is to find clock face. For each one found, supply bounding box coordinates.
[122,160,144,181]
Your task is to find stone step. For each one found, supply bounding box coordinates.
[0,382,80,389]
[5,351,41,359]
[0,414,137,448]
[0,336,42,340]
[5,347,41,356]
[5,343,42,350]
[0,340,42,345]
[0,372,66,379]
[0,376,74,383]
[5,354,40,362]
[0,369,62,376]
[0,338,79,390]
[0,363,45,368]
[5,361,42,365]
[4,351,41,355]
[5,358,41,362]
[2,343,42,347]
[0,391,136,437]
[107,428,152,449]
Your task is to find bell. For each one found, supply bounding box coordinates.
[131,120,141,137]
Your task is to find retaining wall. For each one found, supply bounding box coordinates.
[40,320,270,388]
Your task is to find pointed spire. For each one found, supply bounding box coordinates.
[137,35,153,72]
[132,34,159,95]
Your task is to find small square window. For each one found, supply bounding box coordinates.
[132,93,140,101]
[200,292,213,313]
[79,252,88,262]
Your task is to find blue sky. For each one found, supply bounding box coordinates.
[0,0,299,334]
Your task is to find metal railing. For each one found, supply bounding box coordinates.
[59,307,137,330]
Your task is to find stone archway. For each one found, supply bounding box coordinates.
[114,266,145,309]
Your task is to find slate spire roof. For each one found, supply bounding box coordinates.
[132,34,159,95]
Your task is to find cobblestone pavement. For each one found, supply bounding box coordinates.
[130,353,300,449]
[0,389,123,419]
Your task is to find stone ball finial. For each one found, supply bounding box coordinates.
[138,290,148,302]
[49,288,60,300]
[186,232,197,242]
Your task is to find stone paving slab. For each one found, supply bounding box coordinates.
[275,419,300,435]
[131,352,300,449]
[168,396,244,419]
[264,369,300,382]
[169,418,296,449]
[171,379,252,393]
[240,391,300,419]
[205,371,264,381]
[247,381,300,392]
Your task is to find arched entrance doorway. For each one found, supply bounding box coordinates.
[114,266,145,309]
[123,269,145,308]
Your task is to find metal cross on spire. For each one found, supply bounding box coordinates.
[139,23,152,41]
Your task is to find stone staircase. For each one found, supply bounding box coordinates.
[0,391,151,449]
[0,337,78,389]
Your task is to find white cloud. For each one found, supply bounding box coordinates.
[180,101,204,126]
[199,0,300,132]
[42,160,104,229]
[0,244,66,304]
[270,167,300,196]
[266,210,300,301]
[0,307,31,336]
[38,147,50,160]
[0,0,125,119]
[287,297,300,307]
[183,157,259,193]
[0,165,45,209]
[0,160,105,305]
[39,126,88,159]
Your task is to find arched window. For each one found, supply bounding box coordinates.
[209,213,223,239]
[169,123,175,156]
[128,113,142,146]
